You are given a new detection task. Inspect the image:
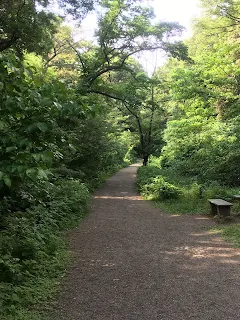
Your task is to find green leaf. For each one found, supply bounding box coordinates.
[6,146,17,153]
[20,139,31,148]
[26,168,38,180]
[36,122,48,132]
[41,151,53,162]
[11,293,21,302]
[37,168,48,179]
[53,101,63,110]
[32,153,42,162]
[0,121,7,129]
[16,165,25,173]
[3,176,11,188]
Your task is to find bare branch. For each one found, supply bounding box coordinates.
[67,40,87,73]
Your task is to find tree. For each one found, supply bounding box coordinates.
[81,56,166,165]
[43,25,81,82]
[154,0,240,185]
[75,0,188,90]
[0,0,99,54]
[69,0,189,165]
[116,74,165,166]
[57,0,99,19]
[0,0,60,54]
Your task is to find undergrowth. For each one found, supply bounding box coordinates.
[136,164,240,247]
[0,178,90,320]
[137,165,240,215]
[0,160,128,320]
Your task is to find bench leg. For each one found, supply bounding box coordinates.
[210,203,218,216]
[217,205,231,217]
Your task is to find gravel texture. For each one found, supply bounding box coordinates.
[53,164,240,320]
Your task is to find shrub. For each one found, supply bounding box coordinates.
[188,183,204,199]
[137,166,181,200]
[47,179,90,229]
[0,178,90,318]
[155,178,182,200]
[142,175,181,200]
[204,182,233,201]
[136,166,162,191]
[52,167,85,181]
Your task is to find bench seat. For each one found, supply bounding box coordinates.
[232,195,240,200]
[208,199,233,217]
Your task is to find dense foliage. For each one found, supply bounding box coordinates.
[0,1,142,317]
[137,161,240,217]
[136,166,182,200]
[156,0,240,186]
[0,46,136,317]
[135,0,240,247]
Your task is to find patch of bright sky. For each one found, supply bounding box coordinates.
[152,0,201,37]
[79,0,201,74]
[80,0,201,40]
[140,0,201,73]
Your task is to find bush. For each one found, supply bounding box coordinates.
[52,167,85,181]
[136,166,162,191]
[221,225,240,247]
[142,176,181,200]
[47,179,90,229]
[155,178,182,200]
[0,178,90,318]
[204,182,233,201]
[137,166,181,200]
[188,183,204,199]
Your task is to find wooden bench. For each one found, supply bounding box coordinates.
[232,194,240,201]
[208,199,233,217]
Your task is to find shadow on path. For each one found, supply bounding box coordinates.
[53,165,240,320]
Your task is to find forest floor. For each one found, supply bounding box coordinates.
[52,164,240,320]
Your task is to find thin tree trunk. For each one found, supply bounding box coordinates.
[142,153,149,166]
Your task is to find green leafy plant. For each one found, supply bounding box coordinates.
[0,178,90,319]
[137,166,181,200]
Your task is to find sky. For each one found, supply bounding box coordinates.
[152,0,201,37]
[80,0,201,38]
[78,0,202,74]
[139,0,202,73]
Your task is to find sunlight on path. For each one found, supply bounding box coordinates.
[54,165,240,320]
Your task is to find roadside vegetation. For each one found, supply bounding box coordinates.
[135,0,240,249]
[136,163,240,248]
[136,162,240,215]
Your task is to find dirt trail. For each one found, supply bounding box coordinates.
[53,164,240,320]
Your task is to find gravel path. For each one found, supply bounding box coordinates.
[53,164,240,320]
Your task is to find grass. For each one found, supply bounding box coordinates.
[155,190,240,216]
[137,165,240,215]
[136,164,240,248]
[0,180,89,320]
[222,225,240,247]
[154,196,209,215]
[211,224,240,248]
[0,217,73,320]
[0,253,70,320]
